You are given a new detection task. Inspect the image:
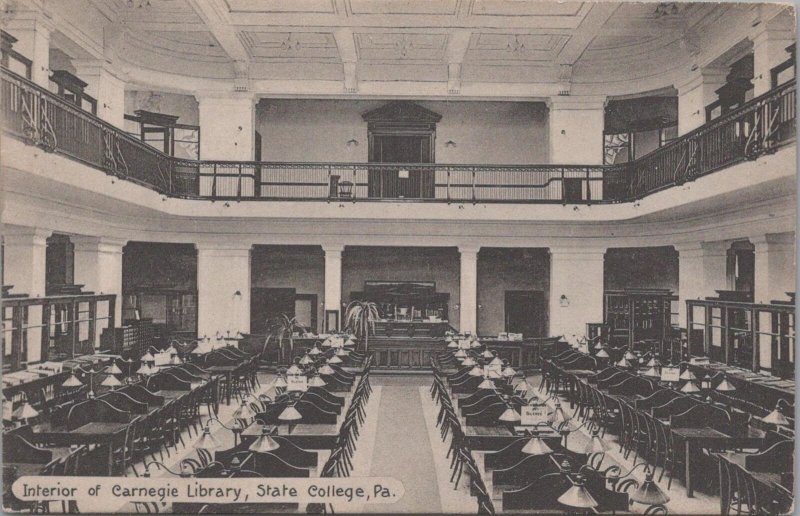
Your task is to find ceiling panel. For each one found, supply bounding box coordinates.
[225,0,336,14]
[347,0,459,16]
[465,33,570,62]
[240,31,340,60]
[471,0,585,17]
[355,33,448,62]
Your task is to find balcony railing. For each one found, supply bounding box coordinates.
[1,67,795,204]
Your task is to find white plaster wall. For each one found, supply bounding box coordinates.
[124,91,200,126]
[256,100,549,164]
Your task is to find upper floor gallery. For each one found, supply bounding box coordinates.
[0,0,796,216]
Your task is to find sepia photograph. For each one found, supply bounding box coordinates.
[0,0,796,514]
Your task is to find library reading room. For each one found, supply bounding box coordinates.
[0,0,796,514]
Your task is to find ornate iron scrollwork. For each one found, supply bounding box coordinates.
[18,91,57,152]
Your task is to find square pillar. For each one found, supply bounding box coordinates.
[323,244,344,320]
[72,61,127,128]
[197,94,256,160]
[701,241,729,294]
[677,68,728,135]
[549,247,605,344]
[459,246,479,334]
[752,233,795,304]
[675,241,730,325]
[547,96,605,165]
[72,236,126,324]
[751,12,795,96]
[197,244,251,339]
[3,226,49,365]
[6,12,53,86]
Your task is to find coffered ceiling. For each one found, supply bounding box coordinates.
[50,0,778,97]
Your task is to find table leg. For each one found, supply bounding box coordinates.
[685,440,694,497]
[226,372,232,405]
[107,439,114,476]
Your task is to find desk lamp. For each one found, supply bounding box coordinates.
[278,404,303,422]
[498,399,521,423]
[318,361,335,376]
[679,368,696,381]
[605,463,669,506]
[62,373,83,387]
[595,347,610,359]
[514,378,531,394]
[583,426,610,454]
[299,354,313,365]
[328,353,343,364]
[142,460,193,478]
[309,373,327,388]
[309,345,321,356]
[469,362,484,377]
[462,356,477,367]
[11,396,39,423]
[501,364,517,379]
[521,433,553,455]
[454,348,468,359]
[249,424,280,452]
[477,374,495,390]
[558,474,598,510]
[680,380,700,393]
[624,349,637,362]
[481,349,494,359]
[715,375,736,392]
[232,398,257,420]
[762,400,791,427]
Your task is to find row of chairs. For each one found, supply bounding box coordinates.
[309,355,374,514]
[430,358,495,515]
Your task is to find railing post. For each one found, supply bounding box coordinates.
[471,167,476,203]
[585,167,591,204]
[237,163,242,200]
[212,163,217,199]
[352,164,357,201]
[446,166,451,203]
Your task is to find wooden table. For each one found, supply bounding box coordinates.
[240,422,338,450]
[672,426,767,497]
[29,421,129,475]
[715,451,793,515]
[464,424,561,451]
[207,365,239,405]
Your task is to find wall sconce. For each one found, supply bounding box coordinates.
[233,290,242,298]
[345,138,359,148]
[559,295,570,307]
[444,140,456,148]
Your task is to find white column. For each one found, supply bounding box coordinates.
[196,244,251,339]
[323,245,344,326]
[197,94,256,160]
[752,233,795,304]
[677,68,728,135]
[548,96,605,165]
[549,247,605,344]
[6,12,53,86]
[459,246,479,335]
[3,226,49,297]
[751,13,795,96]
[675,243,706,327]
[72,61,127,128]
[72,236,126,324]
[3,226,49,364]
[701,241,729,294]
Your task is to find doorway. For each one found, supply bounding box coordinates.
[504,290,546,338]
[369,134,434,198]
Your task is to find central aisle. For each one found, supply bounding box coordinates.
[366,376,442,513]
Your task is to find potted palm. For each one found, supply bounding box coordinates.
[344,300,380,352]
[261,314,306,364]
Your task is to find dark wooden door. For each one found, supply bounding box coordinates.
[504,290,545,338]
[250,287,295,335]
[369,134,434,198]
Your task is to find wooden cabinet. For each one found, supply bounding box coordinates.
[603,289,677,353]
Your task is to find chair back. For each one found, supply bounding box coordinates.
[66,398,131,430]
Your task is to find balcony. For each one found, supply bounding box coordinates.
[1,67,795,205]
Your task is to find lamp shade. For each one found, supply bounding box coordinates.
[762,404,791,426]
[594,340,604,350]
[249,427,280,452]
[501,366,517,378]
[624,350,637,361]
[454,349,467,358]
[171,355,183,365]
[328,354,343,364]
[309,346,321,356]
[646,357,661,367]
[335,348,348,357]
[136,364,153,375]
[108,363,123,375]
[498,407,521,423]
[617,358,631,368]
[487,369,502,379]
[299,355,313,365]
[447,339,458,348]
[141,352,155,362]
[521,435,553,455]
[12,401,39,420]
[489,356,503,366]
[478,377,495,389]
[643,367,660,378]
[278,405,303,421]
[462,357,476,367]
[62,374,83,387]
[469,365,483,377]
[274,375,288,388]
[514,379,531,393]
[287,364,303,375]
[584,429,610,454]
[233,401,256,420]
[194,427,222,451]
[680,381,700,393]
[165,344,178,355]
[481,350,494,359]
[630,471,670,505]
[596,348,610,358]
[101,375,122,387]
[716,377,736,392]
[318,364,335,375]
[309,375,327,387]
[679,369,697,381]
[558,478,598,509]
